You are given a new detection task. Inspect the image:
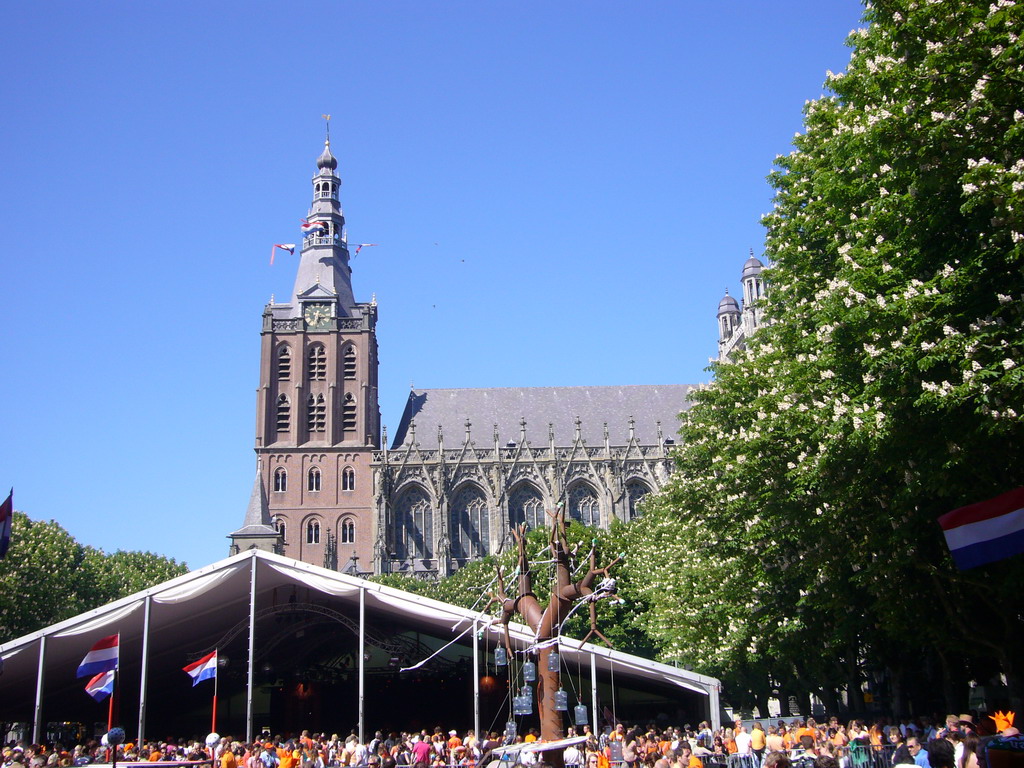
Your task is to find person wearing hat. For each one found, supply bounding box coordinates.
[447,732,462,759]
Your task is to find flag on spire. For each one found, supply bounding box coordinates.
[0,489,12,559]
[270,244,296,265]
[353,243,378,256]
[77,634,119,678]
[183,650,218,686]
[300,219,327,236]
[84,669,115,702]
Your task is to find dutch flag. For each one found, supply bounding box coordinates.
[77,634,119,679]
[183,650,218,686]
[84,669,115,702]
[939,487,1024,570]
[300,219,327,236]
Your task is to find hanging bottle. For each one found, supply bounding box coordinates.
[574,703,589,725]
[523,660,537,682]
[547,650,560,672]
[505,721,517,740]
[554,688,569,711]
[495,646,508,666]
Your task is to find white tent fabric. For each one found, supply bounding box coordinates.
[53,601,142,637]
[266,561,360,597]
[153,561,247,604]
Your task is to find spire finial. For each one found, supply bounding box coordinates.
[322,113,331,145]
[749,247,755,257]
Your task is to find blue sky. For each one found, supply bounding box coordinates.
[1,1,864,570]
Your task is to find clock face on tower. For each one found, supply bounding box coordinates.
[303,303,333,330]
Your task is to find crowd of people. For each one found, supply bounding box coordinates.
[1,713,1020,768]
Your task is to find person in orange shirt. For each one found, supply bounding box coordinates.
[751,723,767,762]
[221,747,238,768]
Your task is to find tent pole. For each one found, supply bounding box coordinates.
[590,651,598,731]
[358,584,365,744]
[32,635,46,744]
[473,619,480,739]
[138,595,152,744]
[246,551,258,743]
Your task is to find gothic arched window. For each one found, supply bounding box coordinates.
[308,466,321,492]
[451,485,490,560]
[307,393,326,432]
[306,519,321,544]
[273,467,287,493]
[307,344,326,380]
[273,517,287,542]
[341,518,355,544]
[342,466,355,491]
[277,344,291,381]
[568,483,600,527]
[625,480,651,520]
[276,395,290,431]
[395,486,433,560]
[342,393,357,430]
[509,484,545,530]
[343,347,357,380]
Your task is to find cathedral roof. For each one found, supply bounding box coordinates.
[390,384,695,450]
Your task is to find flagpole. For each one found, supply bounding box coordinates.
[108,668,115,732]
[212,662,218,735]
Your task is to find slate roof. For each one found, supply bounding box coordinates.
[229,471,278,538]
[390,385,695,450]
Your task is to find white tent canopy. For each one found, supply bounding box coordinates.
[0,550,720,742]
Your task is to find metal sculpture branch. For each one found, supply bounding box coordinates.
[488,508,620,742]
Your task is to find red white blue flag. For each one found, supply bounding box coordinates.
[939,487,1024,570]
[0,489,11,559]
[77,634,119,678]
[300,219,327,236]
[270,244,296,265]
[84,669,115,702]
[183,650,217,686]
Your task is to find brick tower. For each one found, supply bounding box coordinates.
[230,134,381,571]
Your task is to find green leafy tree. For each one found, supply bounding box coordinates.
[641,0,1024,713]
[0,511,187,643]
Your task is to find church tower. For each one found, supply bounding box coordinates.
[233,135,381,571]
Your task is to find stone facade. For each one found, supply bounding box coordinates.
[369,386,693,578]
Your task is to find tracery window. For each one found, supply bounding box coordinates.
[273,467,287,493]
[342,393,357,430]
[306,519,321,544]
[341,518,355,544]
[395,486,433,560]
[307,344,327,380]
[277,345,291,381]
[508,484,545,530]
[308,466,321,492]
[451,485,490,560]
[343,347,357,379]
[276,395,290,431]
[568,483,600,527]
[342,466,355,491]
[307,393,326,432]
[625,480,651,520]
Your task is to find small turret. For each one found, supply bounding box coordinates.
[717,289,741,341]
